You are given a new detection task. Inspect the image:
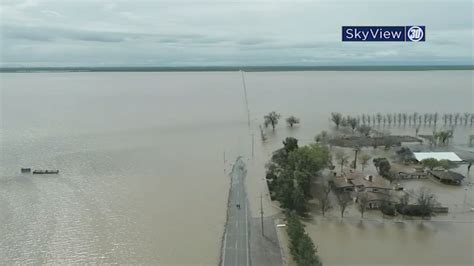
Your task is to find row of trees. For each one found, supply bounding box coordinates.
[331,112,474,129]
[265,137,327,265]
[287,211,322,266]
[263,111,300,131]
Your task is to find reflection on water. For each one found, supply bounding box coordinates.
[1,71,473,264]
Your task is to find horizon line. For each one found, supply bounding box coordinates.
[1,65,473,73]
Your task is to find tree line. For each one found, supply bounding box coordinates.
[331,112,474,129]
[265,137,328,265]
[287,211,322,266]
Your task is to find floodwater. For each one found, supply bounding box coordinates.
[1,70,473,265]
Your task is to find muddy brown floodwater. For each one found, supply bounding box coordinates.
[1,70,472,265]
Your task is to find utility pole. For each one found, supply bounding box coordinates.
[260,193,264,236]
[223,151,226,173]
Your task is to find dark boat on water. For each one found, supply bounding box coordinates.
[21,168,31,173]
[33,170,59,174]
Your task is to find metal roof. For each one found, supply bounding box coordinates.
[413,152,462,162]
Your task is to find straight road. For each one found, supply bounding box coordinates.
[222,157,250,266]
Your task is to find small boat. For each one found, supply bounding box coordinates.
[33,170,59,174]
[21,168,31,173]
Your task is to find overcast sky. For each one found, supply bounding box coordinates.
[1,0,472,67]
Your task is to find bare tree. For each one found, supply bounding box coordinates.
[264,111,281,131]
[399,192,410,219]
[286,116,300,127]
[331,112,343,128]
[443,113,448,125]
[335,151,349,174]
[416,187,437,219]
[357,193,369,218]
[464,112,470,126]
[317,183,332,216]
[423,113,429,125]
[454,113,460,125]
[413,112,418,126]
[359,154,371,172]
[433,112,438,126]
[376,113,382,125]
[337,192,352,219]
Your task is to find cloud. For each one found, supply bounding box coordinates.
[0,0,472,66]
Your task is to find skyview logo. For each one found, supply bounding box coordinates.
[342,26,425,42]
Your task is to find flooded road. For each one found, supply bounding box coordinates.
[1,70,472,264]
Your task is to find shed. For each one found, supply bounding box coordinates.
[428,170,465,185]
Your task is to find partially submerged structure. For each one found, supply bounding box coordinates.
[332,171,392,193]
[362,192,397,209]
[328,135,421,148]
[428,170,465,185]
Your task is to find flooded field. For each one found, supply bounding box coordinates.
[1,70,473,264]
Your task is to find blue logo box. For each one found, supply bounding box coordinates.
[342,26,425,42]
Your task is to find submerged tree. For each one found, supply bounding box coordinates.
[335,150,349,174]
[357,125,371,137]
[373,157,391,177]
[331,112,343,128]
[286,116,300,128]
[433,112,438,126]
[347,116,358,131]
[464,112,470,126]
[264,111,281,131]
[454,113,460,125]
[337,192,352,219]
[443,114,448,125]
[387,114,392,126]
[357,193,369,218]
[423,113,429,125]
[314,131,329,145]
[316,183,332,216]
[402,113,407,125]
[416,187,437,219]
[376,113,382,125]
[435,130,453,145]
[359,154,372,172]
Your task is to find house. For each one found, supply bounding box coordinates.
[360,192,397,209]
[332,171,393,193]
[428,170,465,185]
[332,177,355,192]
